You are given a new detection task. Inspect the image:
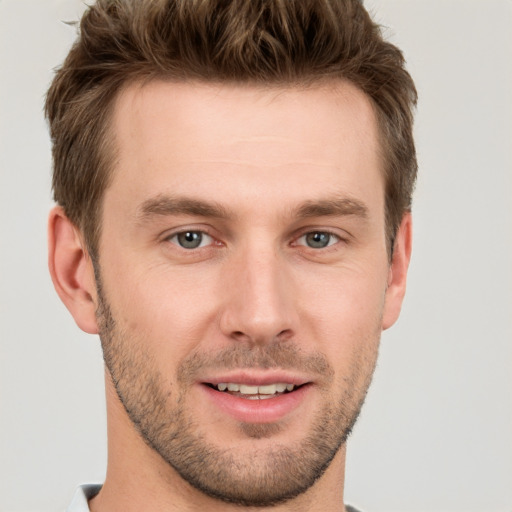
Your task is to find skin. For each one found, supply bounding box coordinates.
[48,80,412,512]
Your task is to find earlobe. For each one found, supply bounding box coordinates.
[382,213,413,330]
[48,206,99,334]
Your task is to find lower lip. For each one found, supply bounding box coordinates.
[200,384,311,424]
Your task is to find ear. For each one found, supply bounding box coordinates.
[382,212,413,330]
[48,206,99,334]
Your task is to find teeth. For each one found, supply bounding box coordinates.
[215,382,296,395]
[258,384,278,395]
[239,384,259,394]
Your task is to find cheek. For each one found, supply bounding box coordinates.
[297,262,388,328]
[295,263,386,365]
[308,293,381,398]
[102,260,222,363]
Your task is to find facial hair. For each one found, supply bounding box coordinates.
[95,276,378,507]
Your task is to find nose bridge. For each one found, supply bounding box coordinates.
[220,238,297,344]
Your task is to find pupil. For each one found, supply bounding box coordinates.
[306,232,329,248]
[178,231,202,248]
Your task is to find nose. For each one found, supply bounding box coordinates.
[219,245,298,346]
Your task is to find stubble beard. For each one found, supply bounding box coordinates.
[95,279,379,507]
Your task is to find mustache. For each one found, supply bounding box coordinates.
[177,341,333,383]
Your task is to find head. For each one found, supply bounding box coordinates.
[46,0,416,508]
[46,0,417,261]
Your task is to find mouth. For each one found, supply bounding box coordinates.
[205,382,302,400]
[199,374,312,423]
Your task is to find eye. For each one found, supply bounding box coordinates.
[297,231,340,249]
[168,230,213,249]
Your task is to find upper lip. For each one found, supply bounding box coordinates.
[200,370,311,387]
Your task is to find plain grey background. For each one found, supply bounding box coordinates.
[0,1,511,511]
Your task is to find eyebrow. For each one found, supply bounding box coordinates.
[137,195,234,222]
[295,196,369,220]
[136,194,369,223]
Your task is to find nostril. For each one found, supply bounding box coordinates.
[231,331,250,342]
[276,329,293,341]
[228,328,295,345]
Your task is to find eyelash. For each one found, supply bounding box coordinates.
[165,229,217,250]
[165,228,344,252]
[294,231,341,249]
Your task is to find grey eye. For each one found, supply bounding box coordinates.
[173,231,209,249]
[302,232,338,249]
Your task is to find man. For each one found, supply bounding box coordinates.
[46,0,417,510]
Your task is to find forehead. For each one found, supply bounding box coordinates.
[107,79,383,217]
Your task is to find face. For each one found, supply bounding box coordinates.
[94,80,398,506]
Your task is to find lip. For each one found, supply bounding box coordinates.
[198,371,313,424]
[200,370,310,387]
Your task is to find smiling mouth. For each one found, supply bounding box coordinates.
[205,382,303,400]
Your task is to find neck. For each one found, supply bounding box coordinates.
[90,372,348,512]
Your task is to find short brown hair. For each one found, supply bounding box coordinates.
[46,0,417,259]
